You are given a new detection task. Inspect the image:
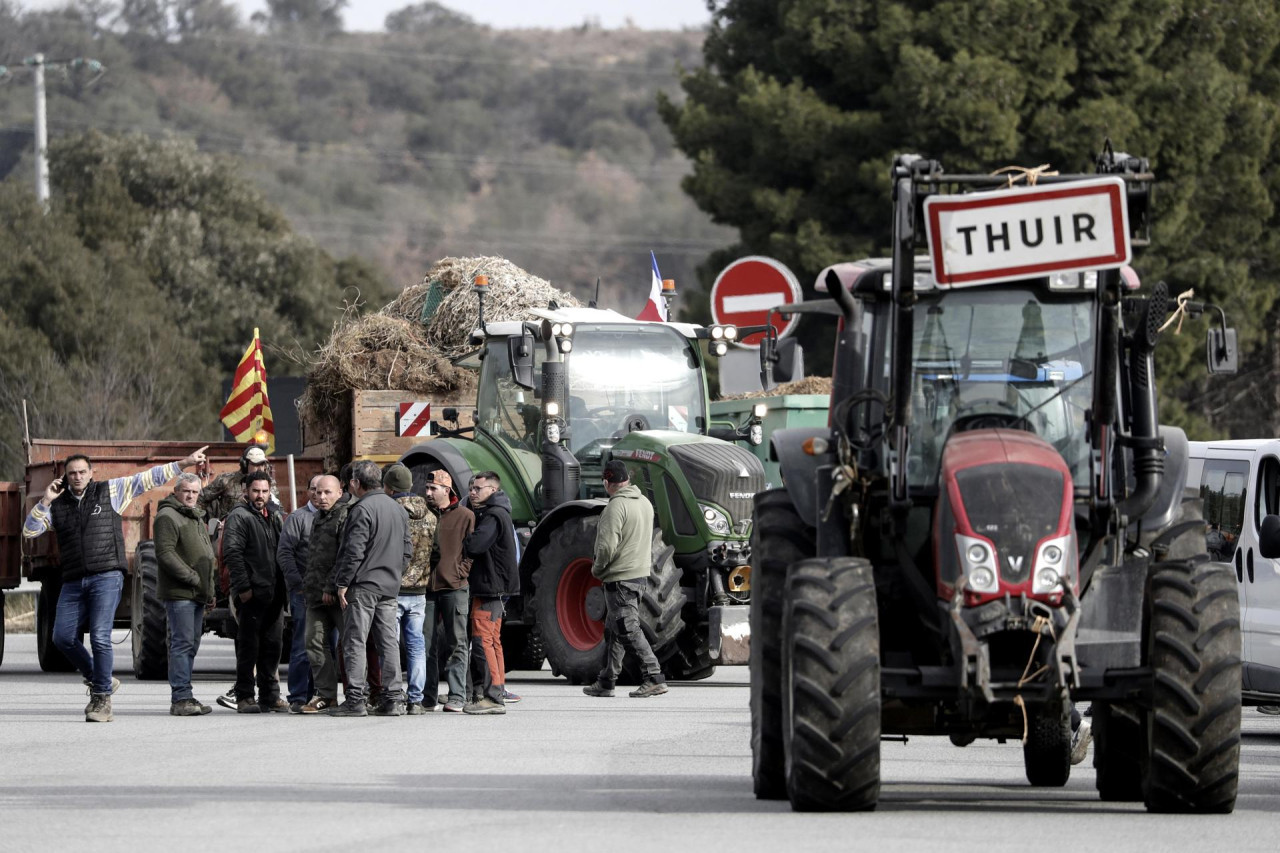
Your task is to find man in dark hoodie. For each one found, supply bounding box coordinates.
[462,470,520,715]
[330,459,413,717]
[155,472,217,716]
[384,463,436,714]
[222,471,287,714]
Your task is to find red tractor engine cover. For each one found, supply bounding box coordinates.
[934,429,1077,606]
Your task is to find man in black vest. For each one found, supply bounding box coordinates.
[23,446,209,722]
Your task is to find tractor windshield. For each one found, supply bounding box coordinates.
[907,285,1095,491]
[566,324,706,457]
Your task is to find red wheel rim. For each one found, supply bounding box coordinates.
[556,557,604,651]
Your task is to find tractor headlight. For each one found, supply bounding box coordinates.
[545,422,561,444]
[545,401,560,417]
[751,402,767,419]
[559,338,573,354]
[711,341,728,357]
[956,533,998,593]
[699,503,732,536]
[723,325,738,341]
[749,424,763,446]
[560,323,573,338]
[710,325,725,340]
[969,566,997,591]
[1033,535,1075,594]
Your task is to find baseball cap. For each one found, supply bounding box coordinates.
[383,464,413,493]
[243,447,267,465]
[602,460,629,483]
[427,470,453,491]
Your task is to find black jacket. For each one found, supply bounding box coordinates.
[50,481,126,581]
[332,490,412,597]
[222,500,284,598]
[463,490,520,597]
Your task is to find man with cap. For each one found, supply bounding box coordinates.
[384,463,437,714]
[423,469,474,712]
[583,460,667,699]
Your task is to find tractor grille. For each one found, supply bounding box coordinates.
[668,442,765,528]
[955,463,1064,584]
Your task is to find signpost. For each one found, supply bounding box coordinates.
[710,256,803,348]
[924,177,1130,287]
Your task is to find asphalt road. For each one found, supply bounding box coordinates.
[2,631,1279,852]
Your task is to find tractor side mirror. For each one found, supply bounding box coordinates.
[1260,515,1280,560]
[508,330,536,389]
[774,337,802,384]
[1206,327,1237,375]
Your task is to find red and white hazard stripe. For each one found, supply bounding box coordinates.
[397,403,432,437]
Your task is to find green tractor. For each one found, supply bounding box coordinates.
[401,300,766,682]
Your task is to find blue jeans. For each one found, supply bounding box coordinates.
[165,600,205,702]
[287,591,313,704]
[53,570,124,695]
[397,594,427,704]
[424,587,469,704]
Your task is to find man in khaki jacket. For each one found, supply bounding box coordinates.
[583,460,667,699]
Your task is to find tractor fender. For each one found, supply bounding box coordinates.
[399,440,476,493]
[521,499,609,586]
[770,427,833,526]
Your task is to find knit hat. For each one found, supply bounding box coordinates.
[383,464,413,493]
[427,469,453,491]
[602,460,630,483]
[243,447,267,465]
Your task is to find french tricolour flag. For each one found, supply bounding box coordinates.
[636,251,667,322]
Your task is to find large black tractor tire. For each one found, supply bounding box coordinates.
[1093,700,1146,801]
[663,609,716,682]
[130,541,169,681]
[36,579,75,672]
[749,489,815,800]
[502,623,546,673]
[1143,559,1241,813]
[533,517,682,684]
[782,557,881,812]
[1023,700,1072,787]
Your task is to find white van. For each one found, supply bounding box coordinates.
[1186,440,1280,707]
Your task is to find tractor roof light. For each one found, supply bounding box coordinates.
[473,274,489,291]
[711,341,728,357]
[545,401,560,417]
[252,429,270,447]
[662,279,676,293]
[710,325,725,340]
[558,338,573,354]
[723,325,738,341]
[751,403,768,419]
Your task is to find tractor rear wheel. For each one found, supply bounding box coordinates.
[1093,700,1145,801]
[1143,559,1241,813]
[782,557,881,812]
[37,579,74,672]
[130,541,168,680]
[749,489,814,800]
[533,516,681,684]
[1023,700,1071,787]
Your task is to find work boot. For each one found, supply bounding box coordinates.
[236,697,261,714]
[260,697,290,714]
[582,682,615,698]
[406,702,429,715]
[327,699,368,718]
[462,698,506,715]
[373,699,407,717]
[84,676,121,696]
[628,681,669,698]
[1259,705,1280,716]
[170,699,206,717]
[85,694,113,723]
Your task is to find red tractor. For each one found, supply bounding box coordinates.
[752,148,1242,813]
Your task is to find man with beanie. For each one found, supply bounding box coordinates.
[423,469,474,712]
[583,460,667,699]
[330,460,413,717]
[462,471,520,715]
[384,463,437,714]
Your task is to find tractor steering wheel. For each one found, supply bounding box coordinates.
[950,400,1028,434]
[611,412,652,439]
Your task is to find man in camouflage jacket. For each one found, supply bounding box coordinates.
[384,464,437,714]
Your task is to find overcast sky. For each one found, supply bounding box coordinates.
[21,1,714,31]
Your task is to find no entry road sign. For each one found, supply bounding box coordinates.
[710,256,803,348]
[924,177,1130,287]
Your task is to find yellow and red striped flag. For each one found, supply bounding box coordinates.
[220,328,275,453]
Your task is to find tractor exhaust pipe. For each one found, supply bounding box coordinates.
[1117,281,1169,520]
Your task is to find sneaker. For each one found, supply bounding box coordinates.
[289,702,306,715]
[629,681,669,698]
[170,699,206,717]
[236,698,261,714]
[502,688,522,703]
[583,682,615,698]
[462,698,506,715]
[1070,719,1093,765]
[85,694,113,723]
[442,699,465,713]
[327,699,368,718]
[216,688,238,710]
[260,697,290,714]
[300,697,334,715]
[84,676,121,696]
[406,702,429,715]
[373,699,407,717]
[1258,705,1280,716]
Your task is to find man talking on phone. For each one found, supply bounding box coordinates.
[23,446,209,722]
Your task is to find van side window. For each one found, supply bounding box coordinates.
[1257,456,1280,529]
[1202,460,1248,561]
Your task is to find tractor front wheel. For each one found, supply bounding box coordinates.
[1023,700,1071,787]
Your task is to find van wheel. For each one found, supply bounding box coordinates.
[1143,560,1241,813]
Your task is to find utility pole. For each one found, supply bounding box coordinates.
[30,53,49,209]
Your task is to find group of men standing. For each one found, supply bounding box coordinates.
[23,446,669,721]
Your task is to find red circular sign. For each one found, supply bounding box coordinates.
[710,256,803,348]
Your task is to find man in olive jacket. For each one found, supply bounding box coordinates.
[155,473,216,716]
[583,460,667,699]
